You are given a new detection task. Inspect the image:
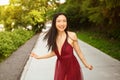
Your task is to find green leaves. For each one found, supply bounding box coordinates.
[87,7,104,24]
[0,0,49,31]
[0,29,34,60]
[105,0,120,9]
[0,32,14,57]
[28,10,45,24]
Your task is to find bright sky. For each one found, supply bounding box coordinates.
[0,0,9,6]
[0,0,65,5]
[60,0,66,4]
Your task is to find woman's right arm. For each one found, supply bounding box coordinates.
[30,51,56,59]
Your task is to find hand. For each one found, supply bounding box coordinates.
[30,52,40,59]
[86,64,93,70]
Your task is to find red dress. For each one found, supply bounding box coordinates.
[54,37,83,80]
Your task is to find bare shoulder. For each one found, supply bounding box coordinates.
[67,31,78,41]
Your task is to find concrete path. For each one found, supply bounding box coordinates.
[0,34,39,80]
[20,32,120,80]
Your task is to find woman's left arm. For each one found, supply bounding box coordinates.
[72,33,93,70]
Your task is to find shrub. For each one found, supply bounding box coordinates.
[0,29,34,61]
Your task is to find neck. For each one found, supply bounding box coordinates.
[57,31,65,36]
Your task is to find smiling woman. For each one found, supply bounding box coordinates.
[31,12,93,80]
[0,0,9,5]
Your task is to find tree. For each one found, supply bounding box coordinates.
[51,0,120,39]
[49,0,82,29]
[0,0,50,31]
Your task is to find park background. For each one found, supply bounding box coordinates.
[0,0,120,63]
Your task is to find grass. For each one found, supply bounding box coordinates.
[76,31,120,61]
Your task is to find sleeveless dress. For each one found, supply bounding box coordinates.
[54,35,83,80]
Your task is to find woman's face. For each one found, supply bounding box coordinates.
[56,15,67,32]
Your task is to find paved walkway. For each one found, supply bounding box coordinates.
[0,34,39,80]
[20,32,120,80]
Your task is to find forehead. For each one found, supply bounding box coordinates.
[56,15,66,20]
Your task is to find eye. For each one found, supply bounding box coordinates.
[63,20,67,22]
[56,20,60,22]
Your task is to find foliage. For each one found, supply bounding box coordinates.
[0,0,120,39]
[23,10,45,32]
[51,0,82,29]
[77,31,120,61]
[0,29,34,61]
[53,0,120,40]
[63,3,81,29]
[0,0,49,31]
[87,7,104,24]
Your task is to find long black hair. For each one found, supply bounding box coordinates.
[44,12,69,51]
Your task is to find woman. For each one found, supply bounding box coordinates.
[31,12,93,80]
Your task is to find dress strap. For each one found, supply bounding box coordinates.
[67,32,77,41]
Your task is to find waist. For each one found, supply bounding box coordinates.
[57,54,75,60]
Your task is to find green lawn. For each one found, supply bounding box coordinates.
[76,31,120,61]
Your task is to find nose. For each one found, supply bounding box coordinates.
[60,21,65,25]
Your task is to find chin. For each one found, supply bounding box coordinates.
[59,27,66,31]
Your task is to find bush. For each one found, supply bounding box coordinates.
[0,29,34,61]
